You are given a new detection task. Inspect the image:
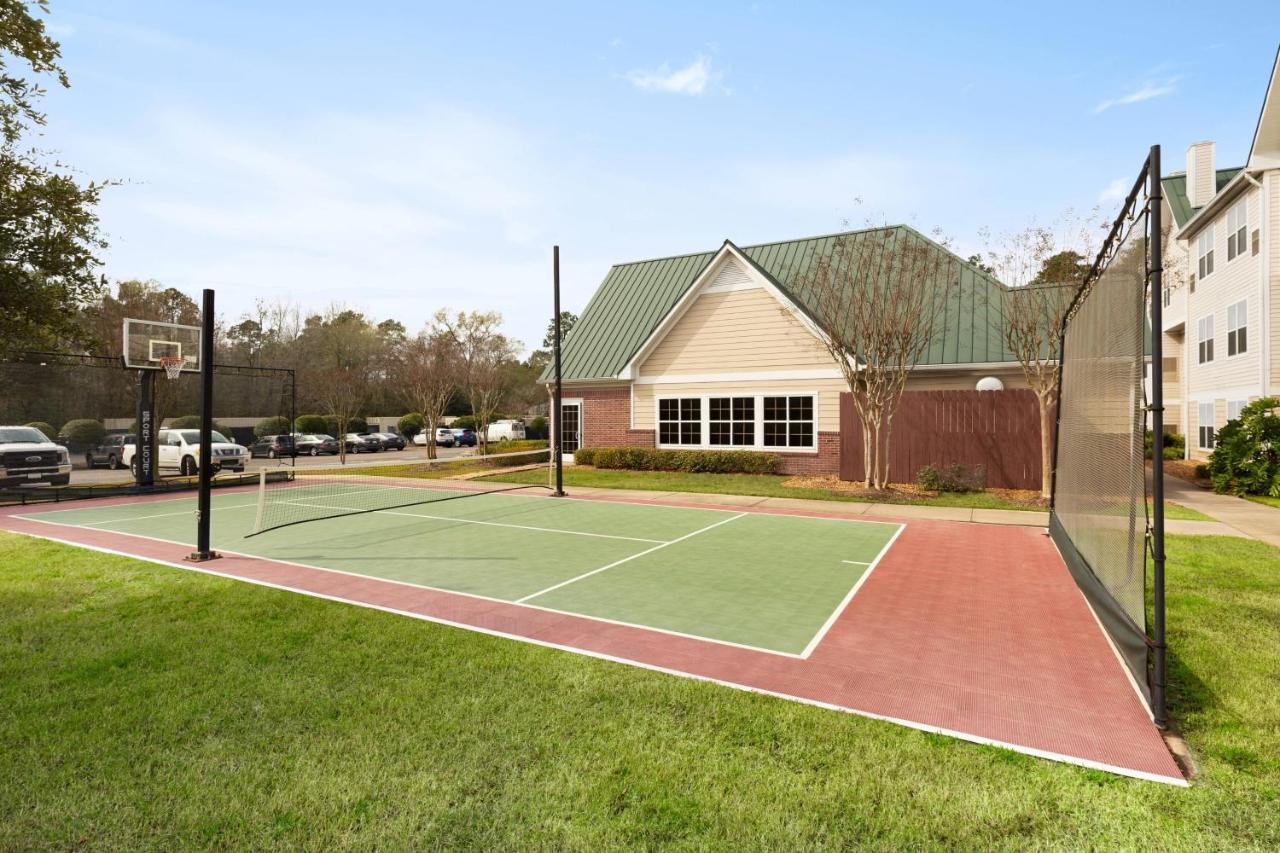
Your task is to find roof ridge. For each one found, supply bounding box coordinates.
[607,224,907,270]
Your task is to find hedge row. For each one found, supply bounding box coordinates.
[574,446,781,475]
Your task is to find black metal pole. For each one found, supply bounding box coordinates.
[189,288,219,562]
[552,245,565,496]
[135,369,156,490]
[1148,144,1168,728]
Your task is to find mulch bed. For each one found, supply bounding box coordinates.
[781,475,1047,508]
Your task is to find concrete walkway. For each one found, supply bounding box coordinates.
[555,483,1243,537]
[1161,475,1280,547]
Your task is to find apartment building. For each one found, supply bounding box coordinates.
[1159,48,1280,459]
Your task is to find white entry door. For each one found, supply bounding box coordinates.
[559,400,582,461]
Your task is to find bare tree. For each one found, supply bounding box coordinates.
[296,307,380,463]
[796,227,951,489]
[979,210,1104,498]
[441,310,520,456]
[393,313,460,459]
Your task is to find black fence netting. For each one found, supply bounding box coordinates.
[1050,165,1155,707]
[0,352,294,505]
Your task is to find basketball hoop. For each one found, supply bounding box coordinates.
[158,356,185,380]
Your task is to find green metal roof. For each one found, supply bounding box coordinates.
[1161,168,1242,228]
[548,226,1024,383]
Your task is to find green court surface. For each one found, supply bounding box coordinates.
[18,488,902,656]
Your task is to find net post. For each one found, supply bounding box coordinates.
[188,288,220,563]
[552,245,566,497]
[253,468,267,536]
[1148,144,1168,729]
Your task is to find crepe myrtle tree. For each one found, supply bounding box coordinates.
[296,307,381,464]
[391,313,461,459]
[977,210,1105,498]
[796,227,952,490]
[441,310,520,456]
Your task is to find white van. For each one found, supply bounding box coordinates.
[485,419,526,442]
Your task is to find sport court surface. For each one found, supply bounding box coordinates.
[0,482,1186,785]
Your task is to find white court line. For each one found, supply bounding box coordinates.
[799,523,907,659]
[841,559,871,565]
[69,503,259,525]
[0,524,1189,785]
[516,512,748,604]
[279,500,668,545]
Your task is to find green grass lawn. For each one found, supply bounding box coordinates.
[1,531,1277,848]
[485,465,1214,520]
[1244,494,1280,510]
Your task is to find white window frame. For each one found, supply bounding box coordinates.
[1226,199,1248,262]
[1197,314,1215,364]
[1197,402,1216,450]
[1226,399,1248,423]
[1197,226,1215,280]
[1226,299,1248,357]
[655,393,818,453]
[558,397,583,457]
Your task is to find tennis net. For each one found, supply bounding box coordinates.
[248,447,552,536]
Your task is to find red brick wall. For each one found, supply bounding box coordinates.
[564,385,654,448]
[565,384,839,475]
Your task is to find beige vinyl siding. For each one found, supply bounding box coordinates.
[638,286,832,377]
[1270,172,1280,389]
[634,379,846,433]
[1187,186,1264,397]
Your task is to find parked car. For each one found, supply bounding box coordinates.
[375,432,406,450]
[155,428,249,476]
[411,426,455,448]
[357,432,385,451]
[86,433,135,470]
[0,425,72,486]
[295,434,339,456]
[343,433,375,453]
[451,428,477,447]
[249,434,297,459]
[485,419,526,442]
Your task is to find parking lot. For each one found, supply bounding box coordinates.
[64,442,477,486]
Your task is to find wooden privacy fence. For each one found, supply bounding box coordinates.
[839,389,1046,490]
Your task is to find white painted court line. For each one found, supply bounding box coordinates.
[275,500,669,545]
[0,523,1189,785]
[798,523,907,659]
[68,503,259,525]
[515,512,748,604]
[841,559,871,565]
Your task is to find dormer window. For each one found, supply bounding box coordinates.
[1197,226,1215,280]
[1226,200,1248,261]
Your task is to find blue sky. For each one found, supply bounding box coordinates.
[33,1,1280,352]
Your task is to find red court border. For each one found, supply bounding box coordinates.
[0,487,1186,785]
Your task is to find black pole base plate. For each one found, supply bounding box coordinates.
[185,551,222,563]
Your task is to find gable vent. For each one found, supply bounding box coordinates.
[703,258,756,293]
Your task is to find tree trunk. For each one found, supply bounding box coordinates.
[879,418,894,491]
[424,413,437,459]
[1038,393,1053,499]
[861,417,873,489]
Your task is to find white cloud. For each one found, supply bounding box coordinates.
[1094,78,1178,114]
[1098,177,1128,204]
[625,55,720,95]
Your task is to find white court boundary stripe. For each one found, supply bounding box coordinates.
[12,515,806,659]
[278,500,667,545]
[800,523,907,658]
[515,513,748,604]
[0,524,1188,786]
[76,503,259,525]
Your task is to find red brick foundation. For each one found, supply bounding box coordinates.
[564,385,839,475]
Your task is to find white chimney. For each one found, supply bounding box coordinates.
[1186,141,1216,207]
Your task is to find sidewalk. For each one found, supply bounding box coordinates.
[555,483,1242,537]
[1162,475,1280,548]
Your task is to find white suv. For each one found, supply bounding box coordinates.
[0,425,72,486]
[158,428,249,476]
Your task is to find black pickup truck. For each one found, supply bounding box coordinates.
[85,434,135,470]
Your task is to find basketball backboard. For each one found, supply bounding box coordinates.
[122,318,202,373]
